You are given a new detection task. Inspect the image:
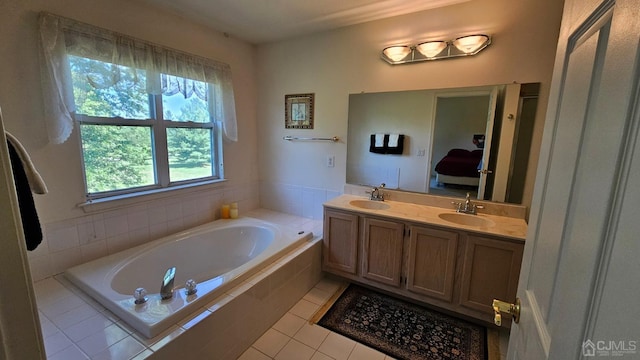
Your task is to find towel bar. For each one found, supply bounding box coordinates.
[283,136,339,142]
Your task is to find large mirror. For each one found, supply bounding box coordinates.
[346,83,540,204]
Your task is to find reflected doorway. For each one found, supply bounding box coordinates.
[428,90,496,199]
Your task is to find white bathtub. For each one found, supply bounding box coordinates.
[64,217,313,338]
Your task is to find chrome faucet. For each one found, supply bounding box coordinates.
[452,192,482,215]
[367,183,386,201]
[160,267,176,300]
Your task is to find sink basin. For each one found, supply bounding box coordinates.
[438,212,495,227]
[349,200,391,210]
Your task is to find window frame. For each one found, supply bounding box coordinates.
[74,70,224,201]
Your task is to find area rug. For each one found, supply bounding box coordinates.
[317,284,488,360]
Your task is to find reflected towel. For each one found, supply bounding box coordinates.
[375,133,384,147]
[385,134,404,155]
[388,134,400,148]
[370,134,386,154]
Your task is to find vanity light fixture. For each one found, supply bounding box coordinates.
[382,34,491,65]
[453,35,490,54]
[416,41,448,58]
[382,45,412,62]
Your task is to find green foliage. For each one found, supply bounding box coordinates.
[70,56,215,194]
[81,125,154,193]
[167,127,211,166]
[70,56,149,119]
[163,93,209,123]
[166,98,213,167]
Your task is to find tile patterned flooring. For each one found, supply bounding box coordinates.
[239,277,394,360]
[239,277,509,360]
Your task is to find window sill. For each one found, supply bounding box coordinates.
[78,179,228,213]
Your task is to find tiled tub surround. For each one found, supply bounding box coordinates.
[259,181,342,221]
[36,210,323,359]
[28,182,260,281]
[65,217,314,338]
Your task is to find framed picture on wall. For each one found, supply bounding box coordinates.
[285,93,314,129]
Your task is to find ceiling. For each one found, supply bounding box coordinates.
[136,0,470,44]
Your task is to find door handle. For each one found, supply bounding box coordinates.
[492,298,520,326]
[478,169,493,174]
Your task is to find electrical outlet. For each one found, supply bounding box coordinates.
[327,155,335,167]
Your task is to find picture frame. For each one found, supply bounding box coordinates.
[285,93,314,129]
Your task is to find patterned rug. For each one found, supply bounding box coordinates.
[317,284,488,360]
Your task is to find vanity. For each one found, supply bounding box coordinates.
[322,193,527,327]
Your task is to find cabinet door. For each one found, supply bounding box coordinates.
[459,235,524,314]
[361,217,405,287]
[406,226,459,302]
[323,210,359,275]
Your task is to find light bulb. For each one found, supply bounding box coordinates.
[416,41,448,58]
[452,35,489,54]
[383,46,411,62]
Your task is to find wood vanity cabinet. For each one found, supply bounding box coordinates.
[458,234,524,315]
[361,217,404,287]
[406,226,459,302]
[322,209,359,275]
[322,207,524,326]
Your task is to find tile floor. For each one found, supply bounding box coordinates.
[239,277,509,360]
[239,277,394,360]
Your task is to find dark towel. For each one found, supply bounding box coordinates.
[7,140,43,251]
[369,134,404,155]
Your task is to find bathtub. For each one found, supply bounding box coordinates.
[64,217,313,338]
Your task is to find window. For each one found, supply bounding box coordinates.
[69,56,220,197]
[38,13,237,201]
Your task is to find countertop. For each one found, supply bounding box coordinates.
[324,194,528,241]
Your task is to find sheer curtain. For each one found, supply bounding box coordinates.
[38,12,238,144]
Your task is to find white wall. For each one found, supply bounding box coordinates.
[256,0,564,213]
[347,90,433,192]
[0,0,259,279]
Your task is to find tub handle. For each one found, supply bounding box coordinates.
[133,287,148,304]
[160,267,176,300]
[185,279,198,296]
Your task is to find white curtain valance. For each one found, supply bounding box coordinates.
[38,12,238,144]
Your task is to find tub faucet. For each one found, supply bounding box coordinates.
[160,267,176,300]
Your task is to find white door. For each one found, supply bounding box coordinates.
[477,86,498,200]
[503,0,640,359]
[490,84,520,202]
